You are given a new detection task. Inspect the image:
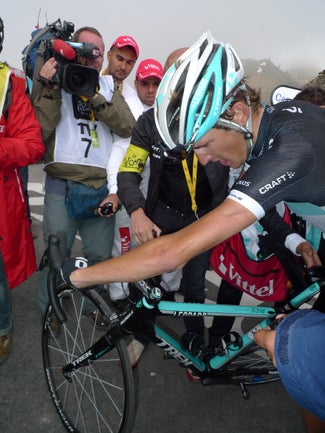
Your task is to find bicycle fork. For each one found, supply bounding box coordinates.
[61,315,121,380]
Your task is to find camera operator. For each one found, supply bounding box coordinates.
[33,25,136,334]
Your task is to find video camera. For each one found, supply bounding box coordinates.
[44,19,99,97]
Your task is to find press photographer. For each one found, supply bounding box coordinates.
[32,24,136,332]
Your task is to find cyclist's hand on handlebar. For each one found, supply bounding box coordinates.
[296,241,322,268]
[60,257,88,289]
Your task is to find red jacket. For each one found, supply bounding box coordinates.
[0,68,44,288]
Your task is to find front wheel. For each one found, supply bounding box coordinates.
[42,284,136,433]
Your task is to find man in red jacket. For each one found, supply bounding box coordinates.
[0,17,44,363]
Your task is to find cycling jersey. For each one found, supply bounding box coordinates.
[229,100,325,222]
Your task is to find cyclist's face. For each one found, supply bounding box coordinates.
[193,128,247,168]
[134,77,161,107]
[107,46,137,82]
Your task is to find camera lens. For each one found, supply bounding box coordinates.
[62,64,99,97]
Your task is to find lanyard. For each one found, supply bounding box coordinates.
[80,95,99,147]
[182,153,198,219]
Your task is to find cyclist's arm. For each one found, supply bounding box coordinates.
[260,206,321,266]
[69,197,256,288]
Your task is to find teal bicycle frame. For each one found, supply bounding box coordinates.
[135,280,321,373]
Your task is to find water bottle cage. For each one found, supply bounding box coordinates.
[219,331,243,356]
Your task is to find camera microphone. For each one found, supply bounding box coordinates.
[68,42,100,59]
[52,39,76,61]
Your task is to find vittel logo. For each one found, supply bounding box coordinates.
[218,254,274,298]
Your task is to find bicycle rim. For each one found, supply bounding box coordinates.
[42,286,135,433]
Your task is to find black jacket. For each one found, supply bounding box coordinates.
[117,108,229,217]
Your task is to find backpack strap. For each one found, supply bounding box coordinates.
[30,39,49,102]
[21,25,51,102]
[21,25,51,76]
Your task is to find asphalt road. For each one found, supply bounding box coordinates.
[0,163,306,433]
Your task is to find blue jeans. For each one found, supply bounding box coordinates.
[37,191,115,314]
[0,251,12,336]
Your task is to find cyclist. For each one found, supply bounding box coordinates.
[61,31,325,422]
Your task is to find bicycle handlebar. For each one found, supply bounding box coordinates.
[47,234,67,324]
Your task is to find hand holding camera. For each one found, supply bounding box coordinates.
[38,19,99,97]
[87,202,115,217]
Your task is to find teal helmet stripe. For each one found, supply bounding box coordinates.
[186,45,224,143]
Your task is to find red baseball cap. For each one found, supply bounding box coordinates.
[110,35,139,58]
[136,58,164,81]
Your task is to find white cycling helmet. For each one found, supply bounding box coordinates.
[155,31,248,158]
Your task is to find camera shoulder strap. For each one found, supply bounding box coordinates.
[30,39,49,102]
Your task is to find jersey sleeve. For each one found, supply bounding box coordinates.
[228,129,315,218]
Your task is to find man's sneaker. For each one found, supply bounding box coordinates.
[127,338,146,368]
[185,367,201,383]
[0,335,11,364]
[83,310,109,331]
[46,314,61,337]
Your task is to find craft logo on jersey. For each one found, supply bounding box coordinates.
[259,171,295,194]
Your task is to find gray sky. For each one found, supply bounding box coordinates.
[1,0,325,79]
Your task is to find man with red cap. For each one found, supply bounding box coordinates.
[102,35,139,95]
[134,58,163,108]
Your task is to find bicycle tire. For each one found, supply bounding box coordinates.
[42,284,136,433]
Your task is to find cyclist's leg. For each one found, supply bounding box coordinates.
[37,190,78,314]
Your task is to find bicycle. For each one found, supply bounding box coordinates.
[42,234,324,433]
